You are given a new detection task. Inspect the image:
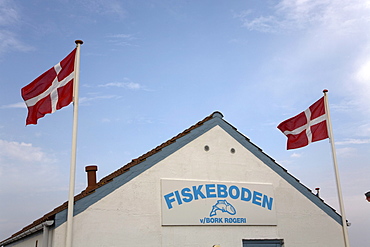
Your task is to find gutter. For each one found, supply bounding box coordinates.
[0,220,54,247]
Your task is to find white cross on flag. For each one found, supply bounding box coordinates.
[21,49,76,125]
[277,96,329,149]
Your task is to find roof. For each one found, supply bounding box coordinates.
[1,111,343,245]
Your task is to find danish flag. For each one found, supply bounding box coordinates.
[277,96,329,149]
[21,49,76,125]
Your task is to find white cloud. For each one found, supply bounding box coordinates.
[241,15,280,33]
[336,138,370,145]
[356,60,370,82]
[79,94,122,104]
[290,152,302,158]
[100,82,142,90]
[0,29,33,55]
[0,0,19,26]
[239,0,370,34]
[0,139,55,164]
[78,0,126,18]
[0,138,64,241]
[336,147,357,158]
[0,1,34,55]
[237,0,370,115]
[0,139,61,196]
[108,34,135,39]
[98,79,147,90]
[101,118,111,123]
[357,123,370,137]
[107,33,138,47]
[1,102,26,109]
[351,56,370,110]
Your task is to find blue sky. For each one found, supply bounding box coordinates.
[1,0,370,245]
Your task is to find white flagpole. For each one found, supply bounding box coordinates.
[323,89,350,247]
[66,40,83,247]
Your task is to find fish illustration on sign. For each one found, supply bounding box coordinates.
[210,200,236,217]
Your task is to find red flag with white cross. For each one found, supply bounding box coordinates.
[21,48,76,125]
[277,96,329,149]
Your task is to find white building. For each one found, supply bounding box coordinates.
[1,112,346,247]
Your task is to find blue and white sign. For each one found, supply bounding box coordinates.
[161,179,277,225]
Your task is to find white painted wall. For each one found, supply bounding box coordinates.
[50,125,344,247]
[5,233,42,247]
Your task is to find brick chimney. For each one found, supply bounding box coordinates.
[85,165,98,191]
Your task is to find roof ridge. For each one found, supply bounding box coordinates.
[1,110,341,244]
[1,111,220,243]
[96,111,219,188]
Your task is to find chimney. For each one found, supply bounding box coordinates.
[85,165,98,191]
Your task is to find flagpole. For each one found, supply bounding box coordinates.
[66,40,83,247]
[323,89,350,247]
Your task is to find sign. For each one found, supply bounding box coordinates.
[161,179,277,226]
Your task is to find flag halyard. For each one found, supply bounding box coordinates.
[277,96,328,149]
[21,48,77,125]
